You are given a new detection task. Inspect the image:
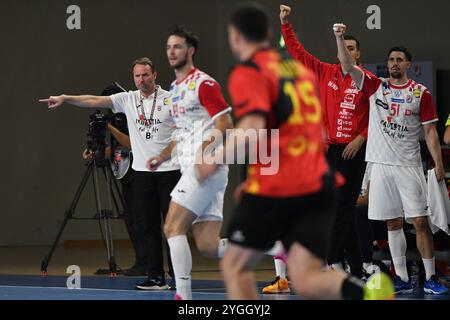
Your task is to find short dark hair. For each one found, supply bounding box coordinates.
[230,4,271,42]
[132,57,155,72]
[170,25,199,57]
[343,35,360,51]
[388,46,412,61]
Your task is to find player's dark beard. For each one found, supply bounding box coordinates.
[390,71,402,79]
[172,53,189,70]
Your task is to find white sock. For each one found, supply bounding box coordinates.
[217,238,227,258]
[392,256,408,282]
[265,241,284,257]
[388,229,409,282]
[274,258,287,279]
[168,235,192,300]
[422,257,435,280]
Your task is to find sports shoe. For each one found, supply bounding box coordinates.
[135,276,170,290]
[363,272,395,300]
[262,276,290,294]
[424,275,449,295]
[393,276,413,294]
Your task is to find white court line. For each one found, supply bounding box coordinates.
[0,285,166,293]
[0,285,228,295]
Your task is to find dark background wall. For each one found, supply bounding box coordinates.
[0,0,449,245]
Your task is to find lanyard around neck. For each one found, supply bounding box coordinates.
[138,86,159,124]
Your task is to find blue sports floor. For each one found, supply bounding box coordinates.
[0,274,448,300]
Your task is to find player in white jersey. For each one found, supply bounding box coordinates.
[335,23,448,295]
[40,58,181,289]
[147,26,233,300]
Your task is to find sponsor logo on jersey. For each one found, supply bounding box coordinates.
[376,99,389,110]
[406,95,413,103]
[328,81,339,91]
[338,109,354,120]
[380,120,409,132]
[340,94,356,110]
[180,90,186,100]
[164,97,169,105]
[340,102,356,110]
[391,98,405,103]
[135,118,162,126]
[345,88,359,95]
[337,119,353,126]
[188,80,197,91]
[394,90,402,98]
[413,89,421,98]
[344,94,355,103]
[336,132,352,138]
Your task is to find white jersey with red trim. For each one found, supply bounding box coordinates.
[361,74,438,167]
[169,68,231,171]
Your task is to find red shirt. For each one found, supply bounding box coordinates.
[228,49,330,197]
[282,23,371,145]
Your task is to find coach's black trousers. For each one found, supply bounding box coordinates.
[326,143,367,277]
[130,170,181,278]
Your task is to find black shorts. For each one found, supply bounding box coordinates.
[227,172,337,260]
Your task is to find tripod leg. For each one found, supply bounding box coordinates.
[95,165,118,275]
[41,162,93,274]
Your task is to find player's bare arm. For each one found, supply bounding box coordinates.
[424,123,445,181]
[334,23,364,88]
[280,5,291,25]
[39,95,113,109]
[200,113,233,158]
[342,135,366,160]
[196,113,262,181]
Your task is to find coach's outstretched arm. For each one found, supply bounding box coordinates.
[334,23,364,88]
[39,94,113,109]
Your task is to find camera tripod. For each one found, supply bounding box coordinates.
[41,157,126,276]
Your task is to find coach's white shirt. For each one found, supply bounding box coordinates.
[110,87,179,172]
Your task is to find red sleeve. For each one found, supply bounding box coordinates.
[228,66,271,120]
[281,23,330,78]
[198,80,229,118]
[361,70,382,97]
[420,90,438,124]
